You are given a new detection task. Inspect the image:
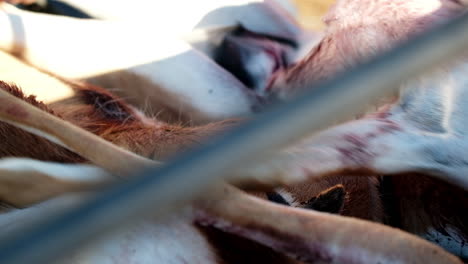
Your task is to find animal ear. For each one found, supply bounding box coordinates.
[303,184,346,214]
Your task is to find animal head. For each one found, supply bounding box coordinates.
[267,0,468,100]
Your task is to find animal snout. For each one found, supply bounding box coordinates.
[215,28,296,96]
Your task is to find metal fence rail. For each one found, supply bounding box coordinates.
[1,11,468,264]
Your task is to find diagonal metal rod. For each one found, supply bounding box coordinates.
[1,12,468,264]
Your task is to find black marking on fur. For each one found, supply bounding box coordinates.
[18,0,93,19]
[81,89,135,121]
[303,185,346,214]
[266,192,290,206]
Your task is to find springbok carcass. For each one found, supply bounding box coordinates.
[0,0,311,124]
[259,0,468,259]
[0,57,460,264]
[0,0,467,263]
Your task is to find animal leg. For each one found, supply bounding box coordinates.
[0,82,158,175]
[0,4,261,123]
[39,0,301,41]
[0,158,111,207]
[233,110,468,191]
[196,184,463,264]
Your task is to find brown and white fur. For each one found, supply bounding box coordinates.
[0,74,460,263]
[0,0,468,263]
[248,0,468,259]
[0,0,306,124]
[205,0,468,258]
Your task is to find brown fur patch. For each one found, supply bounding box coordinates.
[49,80,240,159]
[0,81,83,163]
[283,175,384,222]
[387,174,468,244]
[0,81,58,116]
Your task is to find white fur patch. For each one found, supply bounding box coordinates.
[0,158,113,182]
[274,188,300,206]
[60,210,219,264]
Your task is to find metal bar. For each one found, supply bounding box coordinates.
[1,12,468,264]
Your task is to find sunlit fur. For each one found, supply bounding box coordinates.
[0,80,237,162]
[269,0,467,99]
[263,0,468,259]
